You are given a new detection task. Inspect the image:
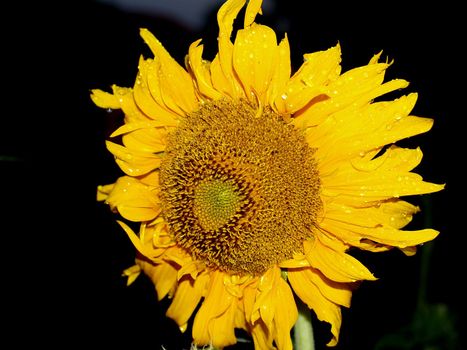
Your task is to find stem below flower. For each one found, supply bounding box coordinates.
[294,300,315,350]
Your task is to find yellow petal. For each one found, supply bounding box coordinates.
[145,261,178,301]
[122,264,141,286]
[297,60,400,129]
[192,270,237,348]
[267,35,291,111]
[187,39,223,100]
[166,274,208,331]
[277,44,341,115]
[111,85,150,123]
[251,320,274,350]
[321,211,440,249]
[288,269,342,346]
[252,267,297,350]
[304,239,376,283]
[272,275,297,350]
[306,90,418,169]
[216,0,247,98]
[133,57,182,124]
[117,221,156,259]
[97,183,114,201]
[210,54,237,97]
[106,141,162,176]
[137,170,160,187]
[350,145,423,173]
[323,200,420,230]
[291,267,352,308]
[140,28,198,115]
[110,120,175,137]
[244,0,263,27]
[233,23,279,104]
[122,127,167,154]
[90,89,120,109]
[218,0,246,38]
[321,162,444,201]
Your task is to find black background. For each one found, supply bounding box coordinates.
[3,1,464,349]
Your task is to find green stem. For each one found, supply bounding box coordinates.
[294,299,315,350]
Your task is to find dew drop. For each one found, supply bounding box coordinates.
[281,93,288,100]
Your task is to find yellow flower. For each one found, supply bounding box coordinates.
[92,0,444,348]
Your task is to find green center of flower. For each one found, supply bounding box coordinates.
[160,99,322,275]
[193,179,242,231]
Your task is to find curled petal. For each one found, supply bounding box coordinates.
[244,0,263,27]
[288,268,343,346]
[192,270,238,348]
[167,273,209,332]
[140,28,198,115]
[187,40,223,100]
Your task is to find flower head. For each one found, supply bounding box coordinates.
[92,0,443,348]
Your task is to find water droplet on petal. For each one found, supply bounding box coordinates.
[281,93,288,100]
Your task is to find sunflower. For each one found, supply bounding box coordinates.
[92,0,443,348]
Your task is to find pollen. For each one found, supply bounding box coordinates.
[159,99,322,275]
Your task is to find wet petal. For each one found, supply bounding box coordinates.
[276,44,341,115]
[106,141,162,176]
[233,23,278,103]
[140,28,198,115]
[111,85,149,123]
[90,89,120,109]
[321,208,440,249]
[304,239,376,283]
[187,40,223,100]
[321,147,445,201]
[105,176,160,222]
[216,0,247,98]
[133,57,182,124]
[121,127,167,154]
[267,35,291,111]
